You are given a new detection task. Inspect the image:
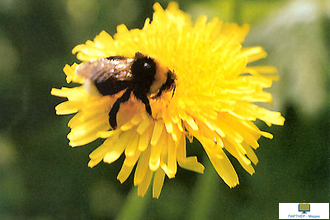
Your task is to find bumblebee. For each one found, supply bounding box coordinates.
[75,52,176,129]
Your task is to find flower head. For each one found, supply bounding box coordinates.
[52,2,284,198]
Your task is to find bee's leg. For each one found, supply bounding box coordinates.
[151,71,176,99]
[151,89,162,99]
[109,89,132,129]
[133,91,152,116]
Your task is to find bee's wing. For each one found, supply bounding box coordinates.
[75,57,134,82]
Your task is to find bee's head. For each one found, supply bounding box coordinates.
[131,52,157,87]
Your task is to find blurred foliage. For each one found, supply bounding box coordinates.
[0,0,329,219]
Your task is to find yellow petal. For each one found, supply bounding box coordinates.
[137,169,153,197]
[150,120,164,146]
[134,147,151,186]
[167,135,177,178]
[103,141,125,164]
[149,131,164,171]
[176,133,204,174]
[138,126,152,151]
[241,46,267,63]
[204,144,239,188]
[125,132,139,157]
[153,169,165,198]
[55,101,82,115]
[136,118,151,135]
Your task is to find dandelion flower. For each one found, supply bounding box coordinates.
[51,2,285,198]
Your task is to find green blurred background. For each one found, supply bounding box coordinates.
[0,0,329,219]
